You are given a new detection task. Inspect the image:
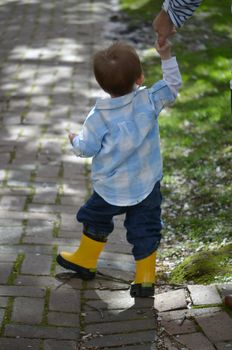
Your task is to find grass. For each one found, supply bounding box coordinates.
[120,0,232,283]
[7,254,25,285]
[170,243,232,284]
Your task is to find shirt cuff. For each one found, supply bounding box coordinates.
[162,0,170,12]
[71,135,82,156]
[161,56,177,69]
[72,135,79,148]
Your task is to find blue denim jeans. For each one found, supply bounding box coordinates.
[76,181,163,260]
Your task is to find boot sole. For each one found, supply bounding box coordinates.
[130,283,155,298]
[56,254,96,280]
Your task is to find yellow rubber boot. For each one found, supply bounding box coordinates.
[130,252,156,297]
[56,234,106,280]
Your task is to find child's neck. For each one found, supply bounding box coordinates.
[110,85,140,98]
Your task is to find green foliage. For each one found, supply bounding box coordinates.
[120,0,232,282]
[120,0,163,21]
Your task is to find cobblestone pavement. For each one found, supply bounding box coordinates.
[0,1,232,349]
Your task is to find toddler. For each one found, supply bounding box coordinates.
[57,40,182,297]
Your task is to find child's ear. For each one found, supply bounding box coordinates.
[135,74,144,86]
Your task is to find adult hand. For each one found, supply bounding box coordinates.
[153,9,176,47]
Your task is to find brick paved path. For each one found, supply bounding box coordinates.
[0,1,232,349]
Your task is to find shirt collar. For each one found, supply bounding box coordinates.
[95,86,146,110]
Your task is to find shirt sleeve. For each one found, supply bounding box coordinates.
[148,56,182,116]
[162,0,203,28]
[72,109,107,158]
[162,57,182,97]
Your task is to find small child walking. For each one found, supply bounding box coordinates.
[57,40,182,297]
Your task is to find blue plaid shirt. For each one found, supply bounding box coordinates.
[72,57,181,206]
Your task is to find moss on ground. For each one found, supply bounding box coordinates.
[170,244,232,284]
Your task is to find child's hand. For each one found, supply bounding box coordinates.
[155,40,172,60]
[153,9,176,47]
[69,132,77,144]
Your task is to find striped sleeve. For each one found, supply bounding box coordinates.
[163,0,203,28]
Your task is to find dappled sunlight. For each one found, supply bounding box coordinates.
[0,0,110,250]
[136,0,232,282]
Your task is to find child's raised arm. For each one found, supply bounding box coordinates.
[155,40,182,97]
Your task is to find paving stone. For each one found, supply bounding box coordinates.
[188,285,222,306]
[36,165,60,179]
[0,154,10,165]
[7,179,33,187]
[0,262,14,284]
[0,226,22,244]
[26,218,55,229]
[159,307,222,321]
[163,336,183,350]
[21,253,53,275]
[7,169,32,183]
[82,330,155,348]
[85,318,155,335]
[84,307,154,325]
[161,318,197,335]
[0,187,31,197]
[48,311,79,327]
[0,244,53,255]
[24,110,47,125]
[196,311,232,342]
[215,342,232,350]
[0,195,26,211]
[108,345,157,350]
[12,297,44,324]
[104,241,133,254]
[62,182,86,196]
[33,191,57,204]
[84,278,129,291]
[63,163,86,179]
[27,203,65,214]
[23,230,54,244]
[94,266,134,282]
[0,286,45,298]
[177,332,215,350]
[44,340,77,350]
[15,275,64,288]
[0,308,4,326]
[4,324,79,340]
[154,289,187,312]
[0,338,40,350]
[0,253,17,262]
[60,213,79,231]
[84,290,154,311]
[98,252,134,272]
[49,288,81,313]
[0,296,8,308]
[217,283,232,298]
[58,229,82,239]
[0,210,56,222]
[60,194,86,206]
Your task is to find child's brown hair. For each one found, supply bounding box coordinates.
[93,42,142,97]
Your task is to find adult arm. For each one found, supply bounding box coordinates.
[153,0,203,46]
[163,0,203,28]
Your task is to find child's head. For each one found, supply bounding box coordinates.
[93,42,143,97]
